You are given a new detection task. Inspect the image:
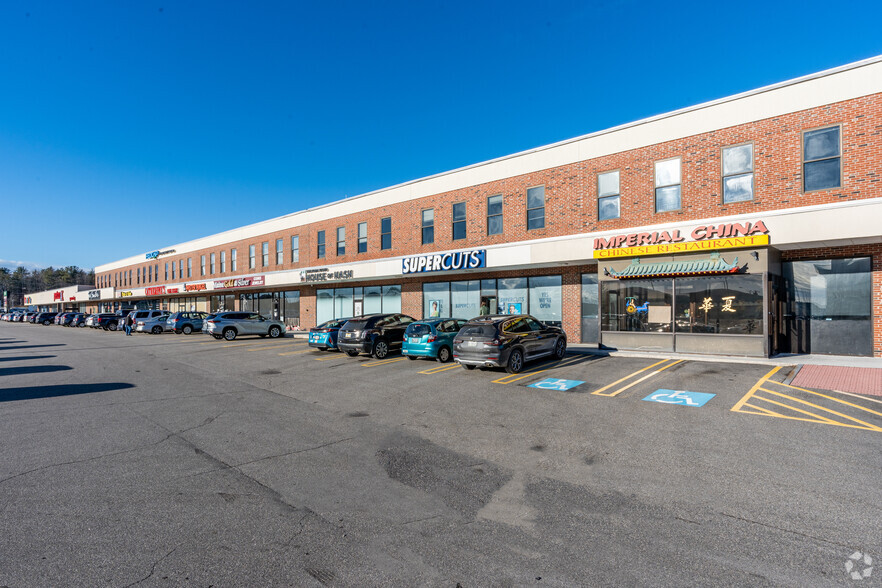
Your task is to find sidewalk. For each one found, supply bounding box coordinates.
[568,344,882,396]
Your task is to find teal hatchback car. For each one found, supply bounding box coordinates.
[402,318,468,363]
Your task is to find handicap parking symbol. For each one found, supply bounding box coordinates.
[642,389,715,407]
[528,378,585,391]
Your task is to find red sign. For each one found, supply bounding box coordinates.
[167,288,179,294]
[69,297,76,301]
[212,276,265,289]
[184,283,207,292]
[53,291,63,301]
[145,286,166,296]
[594,220,769,250]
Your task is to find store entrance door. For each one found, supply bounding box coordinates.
[768,275,789,356]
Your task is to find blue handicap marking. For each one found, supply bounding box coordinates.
[528,378,586,391]
[642,389,715,407]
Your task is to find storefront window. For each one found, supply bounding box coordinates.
[674,275,763,334]
[240,293,255,312]
[423,282,450,318]
[316,289,334,324]
[282,291,300,327]
[364,286,382,314]
[382,284,401,314]
[258,292,273,317]
[498,278,528,315]
[335,288,353,318]
[602,279,673,332]
[528,276,562,326]
[451,280,480,319]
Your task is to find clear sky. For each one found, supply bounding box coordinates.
[1,0,881,270]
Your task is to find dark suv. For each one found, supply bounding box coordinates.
[337,313,416,359]
[453,314,566,374]
[35,312,58,326]
[93,313,124,331]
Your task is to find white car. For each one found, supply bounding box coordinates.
[135,313,172,334]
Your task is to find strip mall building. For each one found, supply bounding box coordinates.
[26,57,882,357]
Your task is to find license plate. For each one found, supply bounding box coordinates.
[409,338,420,344]
[345,332,353,338]
[466,340,477,348]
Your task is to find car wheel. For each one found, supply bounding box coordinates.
[436,346,451,363]
[223,328,237,341]
[462,364,476,370]
[182,325,193,335]
[151,326,162,334]
[268,326,282,338]
[506,348,524,374]
[43,320,51,326]
[109,323,118,331]
[213,334,223,340]
[554,337,567,359]
[407,355,418,360]
[372,339,389,359]
[345,349,360,357]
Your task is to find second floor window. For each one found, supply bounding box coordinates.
[655,158,681,213]
[220,250,226,273]
[337,227,345,255]
[722,144,754,203]
[527,186,545,230]
[231,248,237,272]
[598,171,620,220]
[171,261,175,280]
[421,209,434,245]
[452,202,466,240]
[249,245,255,269]
[380,218,391,250]
[165,263,169,281]
[276,239,283,264]
[187,258,192,278]
[290,236,299,263]
[487,194,503,235]
[317,230,326,258]
[803,126,840,192]
[201,255,206,276]
[261,242,269,267]
[210,253,216,274]
[358,222,367,253]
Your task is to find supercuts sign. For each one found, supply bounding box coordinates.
[213,276,265,289]
[145,249,176,260]
[593,221,769,259]
[402,249,486,274]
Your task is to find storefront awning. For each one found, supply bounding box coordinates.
[604,253,742,279]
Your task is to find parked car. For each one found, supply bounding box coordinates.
[135,313,171,334]
[203,312,285,341]
[24,312,38,323]
[336,313,416,359]
[402,318,469,363]
[34,312,58,325]
[85,314,98,327]
[126,309,169,330]
[165,311,210,335]
[453,314,567,374]
[59,312,78,326]
[70,313,89,327]
[93,313,125,331]
[307,318,351,351]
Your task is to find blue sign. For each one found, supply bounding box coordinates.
[642,389,715,407]
[402,249,485,274]
[528,378,585,391]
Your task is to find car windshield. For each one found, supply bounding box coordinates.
[458,324,497,338]
[405,324,431,336]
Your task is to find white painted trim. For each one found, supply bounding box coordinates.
[96,56,882,273]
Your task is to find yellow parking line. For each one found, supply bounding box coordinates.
[759,388,882,430]
[362,357,407,367]
[248,342,303,351]
[731,366,781,411]
[591,359,684,397]
[315,354,344,361]
[742,402,786,417]
[752,392,841,425]
[769,382,882,418]
[492,355,589,385]
[278,349,314,356]
[591,359,673,396]
[419,363,461,375]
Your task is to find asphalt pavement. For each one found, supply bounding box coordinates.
[0,322,880,586]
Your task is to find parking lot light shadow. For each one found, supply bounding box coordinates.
[0,365,73,377]
[0,382,135,403]
[0,344,66,350]
[0,355,56,362]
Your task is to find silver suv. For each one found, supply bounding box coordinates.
[204,312,285,341]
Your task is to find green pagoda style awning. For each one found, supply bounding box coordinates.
[604,253,741,279]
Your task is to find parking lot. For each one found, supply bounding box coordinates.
[1,322,880,586]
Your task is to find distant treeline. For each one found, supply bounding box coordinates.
[0,266,95,306]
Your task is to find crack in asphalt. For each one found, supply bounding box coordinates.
[232,437,355,468]
[122,546,177,588]
[720,512,855,548]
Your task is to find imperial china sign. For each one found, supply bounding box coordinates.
[213,276,265,289]
[593,221,769,259]
[402,249,486,274]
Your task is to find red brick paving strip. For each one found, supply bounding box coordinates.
[791,365,882,397]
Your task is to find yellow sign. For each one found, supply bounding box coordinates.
[593,235,769,259]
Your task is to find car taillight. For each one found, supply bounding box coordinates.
[427,335,436,343]
[454,339,462,345]
[137,322,145,326]
[206,320,217,324]
[362,329,376,337]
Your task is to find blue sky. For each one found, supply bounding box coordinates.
[1,0,881,270]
